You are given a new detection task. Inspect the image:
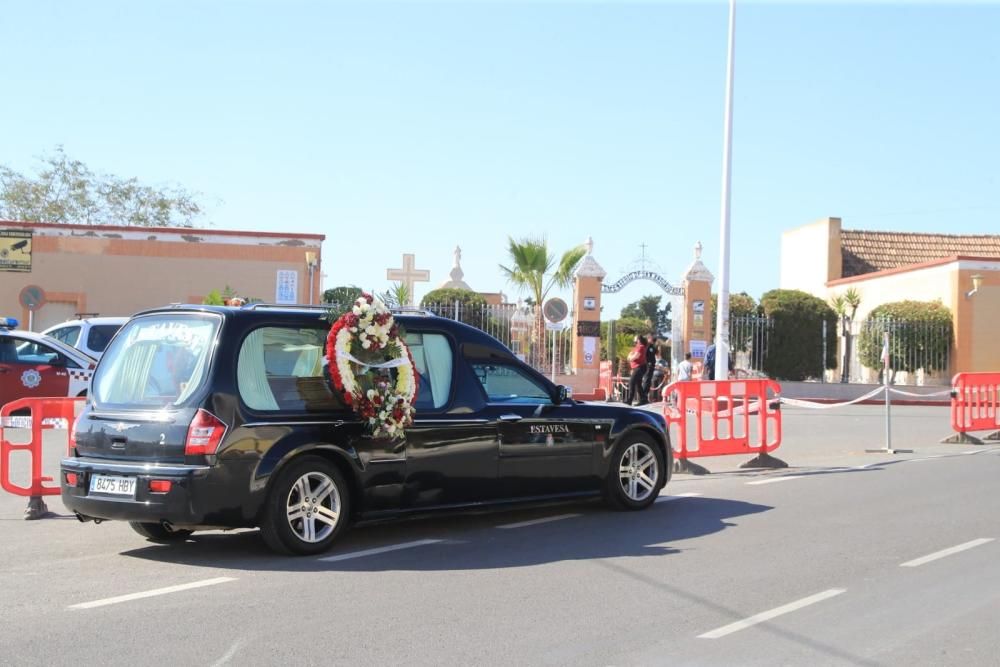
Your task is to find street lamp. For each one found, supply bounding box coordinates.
[965,274,983,299]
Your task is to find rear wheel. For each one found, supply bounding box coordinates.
[259,456,350,556]
[604,434,664,511]
[129,521,193,543]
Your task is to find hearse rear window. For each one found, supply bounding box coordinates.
[238,326,347,412]
[94,314,218,408]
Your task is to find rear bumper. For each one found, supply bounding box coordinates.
[60,457,239,528]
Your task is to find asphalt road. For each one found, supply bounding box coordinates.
[1,405,998,666]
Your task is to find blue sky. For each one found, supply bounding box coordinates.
[3,0,997,317]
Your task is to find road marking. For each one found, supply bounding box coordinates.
[698,589,846,639]
[655,492,703,503]
[905,455,944,463]
[497,513,581,529]
[746,475,800,486]
[900,538,995,568]
[68,577,236,610]
[319,538,443,562]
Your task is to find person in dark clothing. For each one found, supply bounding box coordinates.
[626,335,647,405]
[704,343,716,381]
[640,336,658,404]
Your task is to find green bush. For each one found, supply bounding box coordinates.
[421,288,489,329]
[857,300,952,374]
[758,289,838,380]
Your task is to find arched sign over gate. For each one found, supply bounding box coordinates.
[601,270,684,296]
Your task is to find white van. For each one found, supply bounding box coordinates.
[42,317,128,360]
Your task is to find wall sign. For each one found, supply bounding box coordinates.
[576,320,601,337]
[275,270,298,304]
[583,296,596,311]
[0,230,32,272]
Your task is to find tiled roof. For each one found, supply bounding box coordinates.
[840,229,1000,277]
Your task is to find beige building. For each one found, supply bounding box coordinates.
[0,220,324,331]
[781,217,1000,377]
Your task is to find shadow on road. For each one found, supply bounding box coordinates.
[120,496,772,572]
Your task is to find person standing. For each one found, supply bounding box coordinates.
[677,352,694,381]
[626,335,647,405]
[704,343,716,381]
[640,336,658,404]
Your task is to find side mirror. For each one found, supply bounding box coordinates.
[49,355,67,367]
[555,385,572,405]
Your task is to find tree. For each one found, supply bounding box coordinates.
[0,146,202,227]
[202,285,236,305]
[499,237,586,366]
[857,300,952,379]
[421,287,490,328]
[322,285,363,307]
[620,295,671,337]
[379,282,410,309]
[709,291,758,338]
[758,289,838,381]
[830,287,862,382]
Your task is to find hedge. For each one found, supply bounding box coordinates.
[857,300,952,374]
[758,289,838,381]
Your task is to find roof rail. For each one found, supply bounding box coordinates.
[390,306,438,317]
[244,303,331,312]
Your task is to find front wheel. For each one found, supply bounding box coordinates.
[259,456,351,556]
[604,434,665,511]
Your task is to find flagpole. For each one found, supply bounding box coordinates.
[715,0,736,381]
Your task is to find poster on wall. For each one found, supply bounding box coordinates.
[692,300,705,313]
[0,230,32,272]
[275,270,298,304]
[689,339,707,359]
[582,336,597,365]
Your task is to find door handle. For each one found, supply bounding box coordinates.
[499,414,523,423]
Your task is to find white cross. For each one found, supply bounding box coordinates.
[386,253,430,306]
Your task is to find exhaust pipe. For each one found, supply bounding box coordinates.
[74,512,103,524]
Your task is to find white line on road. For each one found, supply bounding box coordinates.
[68,577,236,610]
[746,475,800,486]
[497,513,581,529]
[900,538,995,568]
[319,539,443,562]
[698,589,846,639]
[655,492,703,503]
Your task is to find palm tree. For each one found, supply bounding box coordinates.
[831,288,862,382]
[499,237,586,367]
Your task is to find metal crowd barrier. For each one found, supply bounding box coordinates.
[1,397,84,519]
[661,379,785,474]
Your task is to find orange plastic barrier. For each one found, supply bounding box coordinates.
[950,372,1000,435]
[1,397,83,499]
[661,379,782,459]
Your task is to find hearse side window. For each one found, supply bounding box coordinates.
[470,363,551,404]
[238,326,347,413]
[404,332,453,410]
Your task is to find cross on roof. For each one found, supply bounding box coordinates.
[386,253,430,306]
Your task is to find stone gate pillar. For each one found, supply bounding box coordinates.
[680,242,715,367]
[571,237,606,389]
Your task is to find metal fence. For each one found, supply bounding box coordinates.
[423,301,572,378]
[840,317,952,386]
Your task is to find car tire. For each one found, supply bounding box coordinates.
[129,521,193,542]
[259,455,351,556]
[604,433,665,511]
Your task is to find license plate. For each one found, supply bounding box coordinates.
[89,474,137,498]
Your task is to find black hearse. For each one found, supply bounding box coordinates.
[62,305,671,555]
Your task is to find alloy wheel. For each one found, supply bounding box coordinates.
[285,471,341,543]
[618,442,659,502]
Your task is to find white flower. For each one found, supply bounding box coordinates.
[352,306,362,315]
[361,339,371,349]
